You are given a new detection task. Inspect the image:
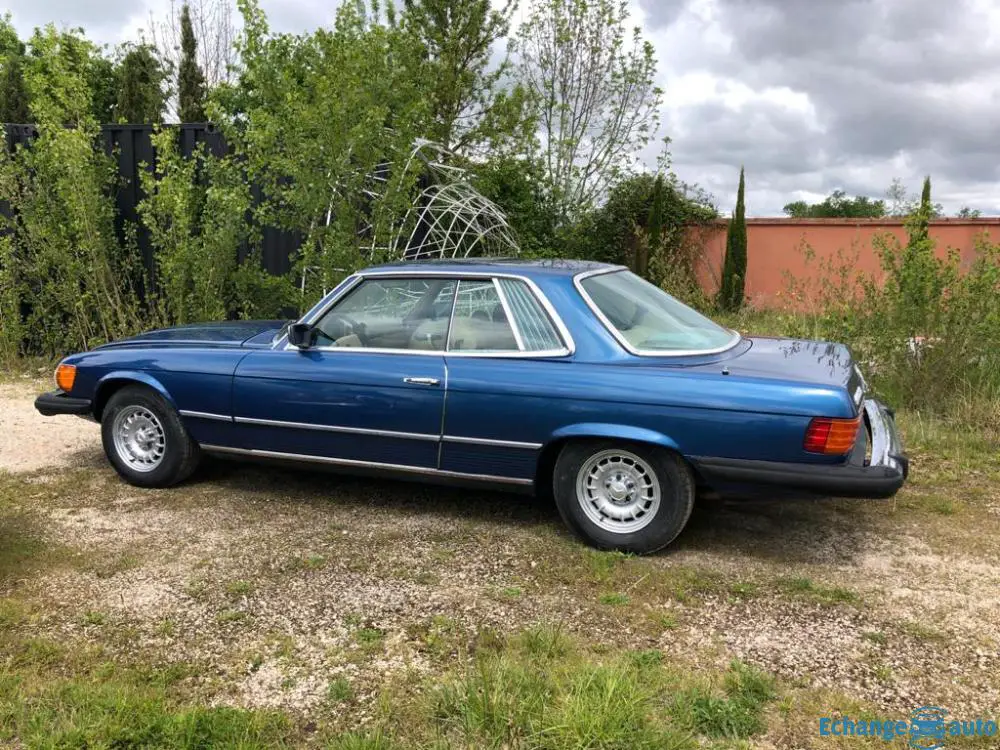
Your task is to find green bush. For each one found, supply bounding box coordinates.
[735,211,1000,424]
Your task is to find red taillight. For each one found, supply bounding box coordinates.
[804,415,861,455]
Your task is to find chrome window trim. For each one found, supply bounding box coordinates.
[235,416,439,442]
[573,267,742,358]
[179,410,233,422]
[199,444,534,486]
[492,278,526,351]
[278,270,576,358]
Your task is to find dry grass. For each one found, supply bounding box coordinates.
[0,383,998,747]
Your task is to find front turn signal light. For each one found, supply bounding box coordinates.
[55,363,76,393]
[804,414,861,455]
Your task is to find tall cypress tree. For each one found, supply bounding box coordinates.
[640,174,665,279]
[178,3,206,122]
[720,167,747,311]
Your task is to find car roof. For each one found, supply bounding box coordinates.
[363,258,621,278]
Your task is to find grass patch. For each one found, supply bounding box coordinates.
[430,627,776,749]
[225,580,254,597]
[777,576,861,606]
[669,660,777,739]
[0,672,292,749]
[599,592,629,606]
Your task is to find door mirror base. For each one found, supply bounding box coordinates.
[288,323,317,349]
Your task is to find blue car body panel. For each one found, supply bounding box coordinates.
[39,259,906,499]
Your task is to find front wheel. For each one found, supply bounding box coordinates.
[552,440,695,554]
[101,385,201,488]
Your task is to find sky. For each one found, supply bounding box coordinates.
[5,0,1000,216]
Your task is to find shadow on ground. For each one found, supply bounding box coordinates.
[188,456,886,566]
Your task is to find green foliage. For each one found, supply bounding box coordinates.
[783,190,886,218]
[219,0,435,306]
[0,16,29,123]
[114,43,170,123]
[516,0,662,222]
[137,127,294,324]
[0,25,145,359]
[768,210,1000,420]
[719,167,747,311]
[178,3,207,122]
[472,155,559,257]
[401,0,531,158]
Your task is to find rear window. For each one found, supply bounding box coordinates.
[579,270,738,354]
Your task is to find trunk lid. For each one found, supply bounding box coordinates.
[698,336,865,406]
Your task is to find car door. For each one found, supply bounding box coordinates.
[439,276,574,481]
[231,276,455,468]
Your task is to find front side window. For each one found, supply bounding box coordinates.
[313,277,456,350]
[310,274,569,355]
[579,270,738,354]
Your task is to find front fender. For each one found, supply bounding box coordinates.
[547,422,681,453]
[93,371,177,418]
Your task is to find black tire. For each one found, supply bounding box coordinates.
[100,384,200,488]
[552,440,695,554]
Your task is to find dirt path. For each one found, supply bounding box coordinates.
[0,382,102,473]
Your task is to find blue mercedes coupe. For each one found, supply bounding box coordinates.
[35,260,908,553]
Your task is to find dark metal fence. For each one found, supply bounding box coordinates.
[2,122,300,290]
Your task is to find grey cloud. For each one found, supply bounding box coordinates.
[657,0,1000,213]
[6,0,136,40]
[637,0,687,29]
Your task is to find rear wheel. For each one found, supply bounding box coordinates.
[552,440,694,554]
[101,385,200,487]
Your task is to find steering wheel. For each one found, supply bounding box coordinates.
[337,314,369,346]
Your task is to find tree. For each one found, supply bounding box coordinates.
[114,43,170,123]
[639,174,665,278]
[911,175,932,246]
[720,167,747,311]
[0,16,30,123]
[885,176,943,218]
[219,0,435,303]
[956,206,981,219]
[149,0,238,88]
[178,3,207,122]
[783,190,885,218]
[515,0,662,223]
[401,0,531,158]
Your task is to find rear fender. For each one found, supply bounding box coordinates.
[547,422,681,453]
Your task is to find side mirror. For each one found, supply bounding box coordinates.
[287,323,317,349]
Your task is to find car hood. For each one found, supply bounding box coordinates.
[95,320,289,350]
[692,336,864,394]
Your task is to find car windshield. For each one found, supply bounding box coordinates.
[579,270,738,354]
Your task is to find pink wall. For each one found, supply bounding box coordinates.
[693,218,1000,310]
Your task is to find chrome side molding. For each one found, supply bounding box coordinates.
[200,444,534,486]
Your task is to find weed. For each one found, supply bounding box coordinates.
[600,592,629,606]
[328,676,354,703]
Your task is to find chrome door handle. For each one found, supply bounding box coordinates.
[403,377,440,386]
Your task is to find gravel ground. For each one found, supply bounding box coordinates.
[2,380,998,733]
[0,382,101,473]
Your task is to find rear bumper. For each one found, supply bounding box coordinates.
[693,399,908,499]
[34,390,93,417]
